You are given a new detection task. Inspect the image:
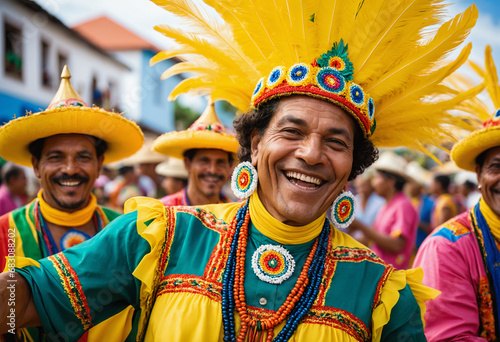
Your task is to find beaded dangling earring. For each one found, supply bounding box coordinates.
[330,191,356,229]
[231,161,258,199]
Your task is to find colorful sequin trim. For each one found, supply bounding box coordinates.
[48,253,93,330]
[47,98,88,110]
[251,40,375,137]
[303,306,370,342]
[137,206,174,341]
[330,247,388,265]
[157,274,223,303]
[188,120,226,133]
[478,275,496,341]
[177,207,230,234]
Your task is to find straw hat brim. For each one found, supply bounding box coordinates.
[451,125,500,172]
[155,159,189,179]
[0,107,144,166]
[153,130,239,160]
[374,166,415,183]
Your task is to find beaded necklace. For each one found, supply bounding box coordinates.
[34,201,102,255]
[221,201,331,342]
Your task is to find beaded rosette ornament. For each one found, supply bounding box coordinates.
[251,245,296,285]
[330,191,356,229]
[231,161,258,199]
[60,229,92,250]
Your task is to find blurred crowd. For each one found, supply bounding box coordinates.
[0,145,479,271]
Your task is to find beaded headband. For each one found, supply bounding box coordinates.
[251,40,375,137]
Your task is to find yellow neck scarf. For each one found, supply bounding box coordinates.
[249,191,325,245]
[37,190,97,227]
[479,197,500,241]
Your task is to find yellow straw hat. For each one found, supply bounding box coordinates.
[0,66,144,167]
[153,101,238,159]
[452,46,500,171]
[118,136,167,166]
[372,151,415,183]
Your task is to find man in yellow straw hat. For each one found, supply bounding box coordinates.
[154,101,238,206]
[0,66,143,341]
[0,0,484,340]
[414,46,500,341]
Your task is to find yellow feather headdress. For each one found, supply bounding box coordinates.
[150,0,481,154]
[451,45,500,171]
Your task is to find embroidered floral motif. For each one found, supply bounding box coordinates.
[49,253,93,330]
[330,247,387,265]
[448,221,470,237]
[157,275,223,303]
[303,307,370,342]
[188,121,225,133]
[478,276,496,340]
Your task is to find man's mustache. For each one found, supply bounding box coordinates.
[52,174,90,183]
[199,173,225,181]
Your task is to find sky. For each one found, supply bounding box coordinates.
[32,0,500,108]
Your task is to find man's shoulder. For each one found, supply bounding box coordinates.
[160,189,186,206]
[428,210,472,244]
[97,205,122,222]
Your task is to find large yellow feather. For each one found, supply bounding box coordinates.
[377,43,473,115]
[366,5,477,98]
[485,45,500,109]
[353,0,446,84]
[150,0,482,154]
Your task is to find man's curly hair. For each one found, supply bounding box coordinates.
[233,98,378,181]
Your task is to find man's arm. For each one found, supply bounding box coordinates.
[0,271,40,334]
[349,219,406,253]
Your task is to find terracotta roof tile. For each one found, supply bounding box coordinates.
[73,16,159,52]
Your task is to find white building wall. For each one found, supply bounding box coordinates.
[113,50,142,122]
[0,0,128,110]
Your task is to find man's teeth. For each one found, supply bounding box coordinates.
[285,171,321,185]
[60,181,80,186]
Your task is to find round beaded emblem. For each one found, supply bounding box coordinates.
[316,68,345,93]
[231,161,258,199]
[60,228,92,250]
[251,244,295,284]
[330,191,355,229]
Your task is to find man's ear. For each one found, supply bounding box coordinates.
[32,155,41,178]
[250,130,261,167]
[475,164,482,190]
[97,155,105,175]
[183,156,191,172]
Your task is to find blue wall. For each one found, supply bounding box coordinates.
[0,92,47,125]
[140,50,178,133]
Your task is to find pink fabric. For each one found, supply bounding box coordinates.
[0,184,27,216]
[371,192,418,269]
[159,188,231,206]
[160,189,188,206]
[413,211,488,341]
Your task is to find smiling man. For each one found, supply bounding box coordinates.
[413,46,500,341]
[155,101,238,206]
[0,1,481,341]
[0,66,143,341]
